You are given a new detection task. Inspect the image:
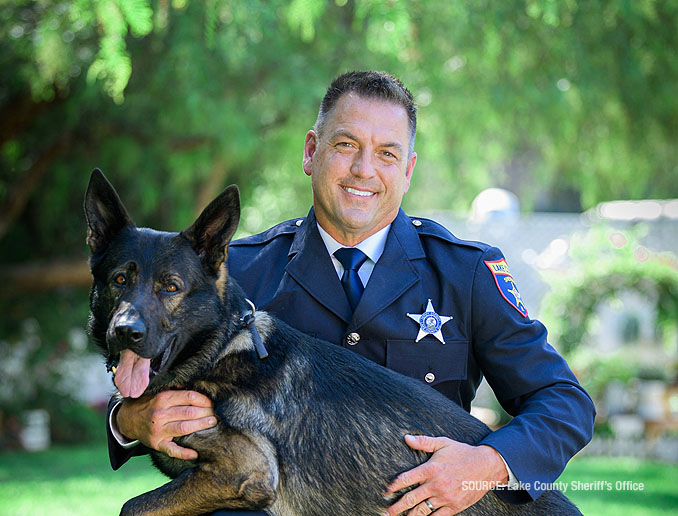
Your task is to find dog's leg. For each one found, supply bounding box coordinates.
[120,429,278,516]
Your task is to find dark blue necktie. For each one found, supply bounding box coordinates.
[334,247,368,312]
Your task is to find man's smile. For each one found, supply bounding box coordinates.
[342,186,376,197]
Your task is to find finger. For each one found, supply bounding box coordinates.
[385,462,431,494]
[166,415,218,437]
[158,439,199,461]
[417,497,446,516]
[407,500,436,516]
[386,485,431,516]
[404,434,448,453]
[166,404,216,422]
[160,390,214,408]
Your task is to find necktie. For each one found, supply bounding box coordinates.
[334,247,368,312]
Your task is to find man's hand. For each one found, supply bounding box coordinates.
[384,435,508,516]
[116,390,217,460]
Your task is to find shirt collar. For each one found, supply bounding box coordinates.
[316,223,391,264]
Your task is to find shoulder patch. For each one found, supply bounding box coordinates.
[484,258,528,318]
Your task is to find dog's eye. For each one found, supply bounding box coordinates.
[114,274,126,286]
[166,282,179,293]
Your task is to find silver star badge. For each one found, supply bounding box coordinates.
[407,299,453,344]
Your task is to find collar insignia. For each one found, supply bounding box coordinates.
[407,299,453,344]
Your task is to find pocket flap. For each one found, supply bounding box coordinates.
[386,339,468,385]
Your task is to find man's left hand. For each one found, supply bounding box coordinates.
[384,435,509,516]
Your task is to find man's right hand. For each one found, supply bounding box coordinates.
[116,390,217,460]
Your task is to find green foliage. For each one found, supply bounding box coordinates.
[3,1,678,252]
[540,225,678,355]
[86,0,154,103]
[2,0,152,102]
[0,290,99,448]
[539,225,678,398]
[564,348,641,402]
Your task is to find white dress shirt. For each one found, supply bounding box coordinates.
[316,223,391,287]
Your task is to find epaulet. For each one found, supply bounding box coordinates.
[230,217,305,247]
[408,216,491,252]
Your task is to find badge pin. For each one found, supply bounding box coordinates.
[407,299,452,344]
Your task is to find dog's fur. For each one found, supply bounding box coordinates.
[85,169,581,516]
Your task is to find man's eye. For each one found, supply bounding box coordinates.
[114,274,126,286]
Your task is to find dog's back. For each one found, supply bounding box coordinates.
[199,318,581,516]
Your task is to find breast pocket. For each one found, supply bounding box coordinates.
[386,339,468,386]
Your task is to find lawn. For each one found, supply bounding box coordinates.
[0,442,676,515]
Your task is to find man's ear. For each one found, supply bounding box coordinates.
[181,185,240,275]
[302,130,317,177]
[84,169,135,256]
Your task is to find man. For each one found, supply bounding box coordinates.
[108,71,595,515]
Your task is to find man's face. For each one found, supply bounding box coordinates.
[302,94,417,246]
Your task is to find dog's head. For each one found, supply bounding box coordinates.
[84,169,240,398]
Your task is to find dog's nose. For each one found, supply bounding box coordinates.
[114,319,146,344]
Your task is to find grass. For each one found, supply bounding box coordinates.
[558,455,678,515]
[0,442,676,515]
[0,441,164,516]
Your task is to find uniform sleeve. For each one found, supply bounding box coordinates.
[106,396,151,470]
[471,247,595,502]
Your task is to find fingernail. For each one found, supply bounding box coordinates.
[209,417,217,426]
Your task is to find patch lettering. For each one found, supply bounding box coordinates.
[484,258,528,318]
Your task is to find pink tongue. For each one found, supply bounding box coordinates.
[115,349,151,398]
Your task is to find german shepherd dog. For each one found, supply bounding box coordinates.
[85,169,581,516]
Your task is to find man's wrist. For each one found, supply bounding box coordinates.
[478,445,511,485]
[109,400,140,449]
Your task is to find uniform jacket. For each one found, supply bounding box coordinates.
[227,208,594,502]
[108,207,594,503]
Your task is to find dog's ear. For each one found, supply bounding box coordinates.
[84,169,135,255]
[181,185,240,275]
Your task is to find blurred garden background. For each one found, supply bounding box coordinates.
[1,0,677,514]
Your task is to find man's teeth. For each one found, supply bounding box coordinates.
[344,187,374,197]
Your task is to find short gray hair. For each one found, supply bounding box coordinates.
[314,71,417,154]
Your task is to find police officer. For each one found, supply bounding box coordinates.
[108,71,595,516]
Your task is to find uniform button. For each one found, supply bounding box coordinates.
[295,219,303,227]
[346,332,360,346]
[412,219,422,227]
[424,372,435,383]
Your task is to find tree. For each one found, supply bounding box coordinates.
[2,0,677,270]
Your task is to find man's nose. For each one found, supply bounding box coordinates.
[350,148,377,178]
